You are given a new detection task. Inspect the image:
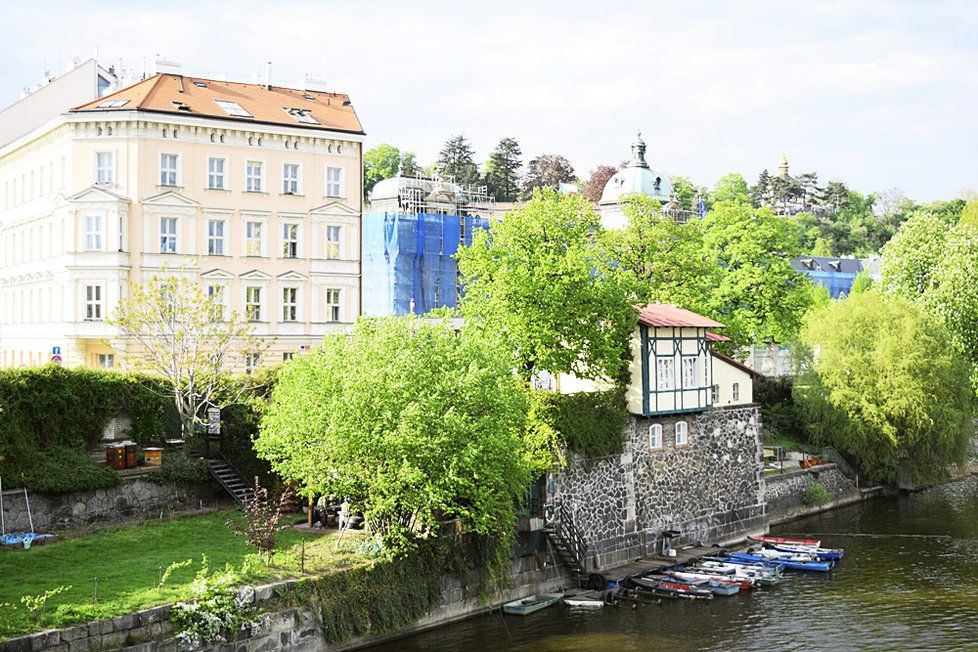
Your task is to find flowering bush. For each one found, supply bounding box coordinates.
[170,558,263,647]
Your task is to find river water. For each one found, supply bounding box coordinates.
[372,476,978,651]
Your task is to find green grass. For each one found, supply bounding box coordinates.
[0,510,368,639]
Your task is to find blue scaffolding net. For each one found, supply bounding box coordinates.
[362,211,489,316]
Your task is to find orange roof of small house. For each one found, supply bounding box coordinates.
[71,74,364,134]
[637,303,725,329]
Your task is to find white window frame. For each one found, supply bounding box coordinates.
[648,424,663,450]
[207,219,225,255]
[84,284,103,321]
[282,163,300,195]
[282,286,298,322]
[245,352,261,375]
[207,157,226,190]
[206,283,227,320]
[245,160,264,192]
[325,166,343,198]
[159,153,179,186]
[325,288,341,322]
[282,223,299,258]
[245,221,263,256]
[675,421,689,447]
[96,353,115,369]
[95,151,114,185]
[245,286,262,321]
[681,356,698,388]
[84,214,103,251]
[655,358,675,391]
[324,225,341,259]
[711,384,720,404]
[732,382,740,402]
[160,217,178,253]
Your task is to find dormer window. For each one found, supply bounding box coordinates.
[284,107,319,124]
[214,100,252,117]
[97,99,128,108]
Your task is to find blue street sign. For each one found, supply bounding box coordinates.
[52,346,61,355]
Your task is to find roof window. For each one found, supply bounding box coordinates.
[97,99,129,108]
[284,107,319,124]
[171,101,192,111]
[192,81,207,87]
[214,100,252,117]
[302,93,315,100]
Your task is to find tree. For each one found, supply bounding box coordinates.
[108,275,263,439]
[458,189,634,381]
[823,181,850,213]
[922,224,978,391]
[363,144,421,196]
[226,478,294,561]
[710,173,749,205]
[749,169,772,207]
[255,316,539,556]
[958,200,978,229]
[436,134,479,185]
[669,175,700,210]
[879,205,959,299]
[850,271,874,295]
[601,194,719,314]
[582,164,618,202]
[702,201,812,346]
[522,154,576,198]
[484,137,522,202]
[796,291,974,484]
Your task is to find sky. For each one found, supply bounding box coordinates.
[2,0,976,201]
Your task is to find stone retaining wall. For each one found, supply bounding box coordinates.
[1,555,570,652]
[765,463,860,524]
[550,405,767,570]
[0,474,221,533]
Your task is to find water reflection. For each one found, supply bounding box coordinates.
[370,476,978,651]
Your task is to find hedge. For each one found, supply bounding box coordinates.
[0,366,169,492]
[530,388,628,459]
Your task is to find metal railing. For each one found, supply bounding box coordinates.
[820,446,860,487]
[552,503,589,572]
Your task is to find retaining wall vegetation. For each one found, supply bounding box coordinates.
[0,554,570,652]
[0,473,221,533]
[550,405,768,570]
[764,463,861,524]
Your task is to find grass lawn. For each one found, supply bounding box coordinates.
[0,510,368,639]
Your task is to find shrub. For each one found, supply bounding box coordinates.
[802,483,832,506]
[15,448,119,494]
[170,558,261,648]
[529,388,628,460]
[147,451,210,486]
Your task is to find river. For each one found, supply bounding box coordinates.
[371,476,978,651]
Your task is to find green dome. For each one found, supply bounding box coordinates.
[599,133,672,204]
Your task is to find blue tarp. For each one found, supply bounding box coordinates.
[1,532,53,549]
[800,270,858,299]
[362,211,489,316]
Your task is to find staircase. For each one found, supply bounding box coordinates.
[544,503,589,582]
[207,458,253,506]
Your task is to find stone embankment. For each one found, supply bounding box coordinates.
[765,462,865,525]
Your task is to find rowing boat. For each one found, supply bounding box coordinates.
[762,541,844,561]
[503,593,563,615]
[753,535,821,548]
[563,596,604,608]
[629,576,714,600]
[666,569,756,590]
[729,551,833,572]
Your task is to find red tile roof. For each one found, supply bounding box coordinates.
[71,74,364,134]
[712,351,763,377]
[637,303,725,329]
[706,330,731,342]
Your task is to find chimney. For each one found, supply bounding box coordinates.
[265,61,272,90]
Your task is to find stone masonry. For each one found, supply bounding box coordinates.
[1,474,221,533]
[550,405,767,570]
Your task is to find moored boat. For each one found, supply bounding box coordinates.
[729,551,833,573]
[629,575,713,600]
[563,596,604,608]
[753,535,822,548]
[666,569,756,590]
[762,541,844,561]
[503,593,563,615]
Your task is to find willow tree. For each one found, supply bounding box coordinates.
[108,275,263,439]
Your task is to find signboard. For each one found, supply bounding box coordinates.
[52,346,61,355]
[50,354,62,365]
[207,407,221,435]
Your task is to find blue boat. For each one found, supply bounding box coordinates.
[729,552,833,573]
[762,542,844,561]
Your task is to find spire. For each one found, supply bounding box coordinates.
[630,130,649,169]
[778,154,790,178]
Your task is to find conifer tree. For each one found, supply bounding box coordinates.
[484,137,523,201]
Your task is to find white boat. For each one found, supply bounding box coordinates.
[563,596,604,608]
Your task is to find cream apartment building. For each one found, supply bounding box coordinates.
[0,72,364,370]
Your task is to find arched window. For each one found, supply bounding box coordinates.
[649,424,663,449]
[675,421,688,446]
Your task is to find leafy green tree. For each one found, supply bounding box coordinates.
[108,275,263,439]
[710,173,749,205]
[749,169,771,207]
[957,200,978,230]
[796,291,974,484]
[669,175,701,210]
[484,137,522,202]
[363,144,421,196]
[601,194,718,313]
[458,189,634,381]
[436,134,479,185]
[702,201,812,345]
[850,271,874,294]
[922,225,978,390]
[879,204,959,299]
[822,180,850,213]
[522,154,576,198]
[256,316,539,556]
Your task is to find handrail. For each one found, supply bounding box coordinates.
[820,447,860,487]
[554,503,588,570]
